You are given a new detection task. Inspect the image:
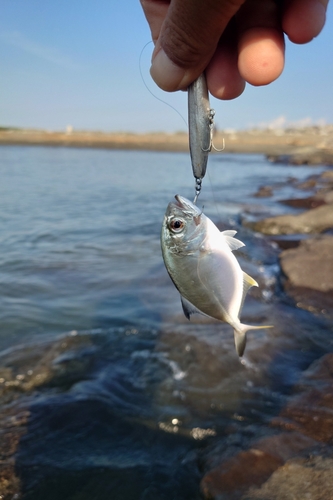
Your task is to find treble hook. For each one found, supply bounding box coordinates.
[201,109,225,153]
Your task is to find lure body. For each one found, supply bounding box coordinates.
[188,74,212,183]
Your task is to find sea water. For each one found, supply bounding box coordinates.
[0,145,330,499]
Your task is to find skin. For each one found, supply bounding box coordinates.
[140,0,329,99]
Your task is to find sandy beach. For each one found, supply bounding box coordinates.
[1,126,333,164]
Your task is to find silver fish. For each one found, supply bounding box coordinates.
[161,195,272,357]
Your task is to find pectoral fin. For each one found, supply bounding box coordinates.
[221,230,245,252]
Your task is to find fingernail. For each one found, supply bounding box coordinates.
[150,49,188,91]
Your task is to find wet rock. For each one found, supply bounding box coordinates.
[279,196,326,209]
[279,235,333,313]
[268,234,308,250]
[280,235,333,292]
[295,177,319,190]
[275,387,333,442]
[0,402,29,499]
[201,354,333,499]
[273,354,333,443]
[245,455,333,500]
[248,204,333,235]
[200,432,316,500]
[301,352,333,382]
[254,186,274,198]
[267,148,333,166]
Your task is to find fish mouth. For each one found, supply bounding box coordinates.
[174,194,185,208]
[173,195,201,215]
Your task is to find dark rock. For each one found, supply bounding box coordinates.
[301,352,333,382]
[268,234,308,250]
[279,196,326,209]
[0,402,28,499]
[274,387,333,442]
[273,354,333,442]
[279,188,333,210]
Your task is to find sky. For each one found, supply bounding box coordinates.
[1,1,333,133]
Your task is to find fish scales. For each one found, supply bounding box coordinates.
[161,195,272,357]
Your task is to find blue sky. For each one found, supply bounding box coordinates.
[1,1,332,132]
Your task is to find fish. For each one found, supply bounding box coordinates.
[161,195,272,357]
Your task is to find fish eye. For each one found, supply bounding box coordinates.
[169,218,185,233]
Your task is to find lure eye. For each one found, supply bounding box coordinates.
[169,218,185,233]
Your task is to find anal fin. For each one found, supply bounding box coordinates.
[180,295,204,320]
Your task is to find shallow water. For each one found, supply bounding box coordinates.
[0,146,331,499]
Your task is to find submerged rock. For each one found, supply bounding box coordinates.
[201,354,333,500]
[200,432,317,500]
[246,456,333,500]
[273,353,333,443]
[248,168,333,236]
[253,186,274,198]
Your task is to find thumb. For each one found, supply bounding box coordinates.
[149,0,246,91]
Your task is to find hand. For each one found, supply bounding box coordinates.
[140,0,329,99]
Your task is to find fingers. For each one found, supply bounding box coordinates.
[206,21,246,100]
[146,0,246,91]
[207,0,285,92]
[140,0,329,99]
[282,0,328,44]
[236,0,285,86]
[140,0,170,43]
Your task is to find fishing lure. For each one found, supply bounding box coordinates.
[188,74,222,203]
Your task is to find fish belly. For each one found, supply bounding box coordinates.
[170,249,244,323]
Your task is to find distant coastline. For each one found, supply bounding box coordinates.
[1,126,333,165]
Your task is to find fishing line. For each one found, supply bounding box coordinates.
[139,41,223,220]
[207,164,223,221]
[139,42,187,128]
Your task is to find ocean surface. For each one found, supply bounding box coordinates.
[0,145,331,499]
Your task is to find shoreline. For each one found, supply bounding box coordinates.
[1,127,333,164]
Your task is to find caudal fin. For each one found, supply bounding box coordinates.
[233,323,273,357]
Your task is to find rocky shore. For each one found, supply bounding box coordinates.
[246,169,333,317]
[200,164,333,500]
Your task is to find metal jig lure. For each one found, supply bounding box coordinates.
[188,73,223,203]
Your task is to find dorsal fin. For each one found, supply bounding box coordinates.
[222,230,237,237]
[221,230,245,251]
